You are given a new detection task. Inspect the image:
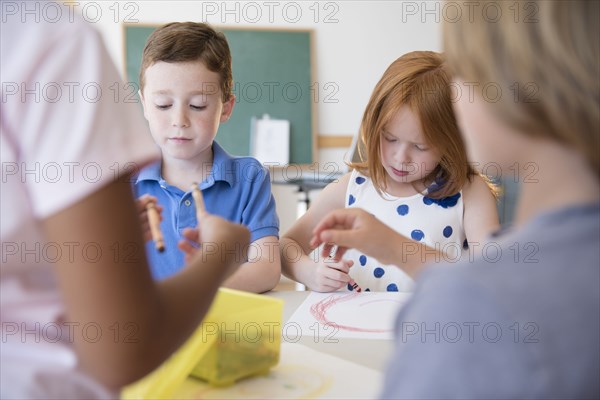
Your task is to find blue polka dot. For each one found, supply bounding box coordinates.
[365,288,371,292]
[373,267,385,278]
[387,283,399,292]
[355,176,366,185]
[443,226,453,238]
[463,239,469,249]
[347,283,353,291]
[359,255,367,266]
[348,194,355,206]
[411,229,425,241]
[396,204,409,216]
[423,193,461,208]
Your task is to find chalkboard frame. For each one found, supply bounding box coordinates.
[122,23,316,165]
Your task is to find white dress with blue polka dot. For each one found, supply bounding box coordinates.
[344,170,466,292]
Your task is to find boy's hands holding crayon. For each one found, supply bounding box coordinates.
[138,185,249,279]
[136,194,163,243]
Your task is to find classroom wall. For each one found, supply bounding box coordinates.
[82,0,441,233]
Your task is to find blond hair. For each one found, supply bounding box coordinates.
[139,22,233,102]
[349,51,474,199]
[443,0,599,178]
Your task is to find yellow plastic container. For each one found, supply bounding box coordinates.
[121,288,283,399]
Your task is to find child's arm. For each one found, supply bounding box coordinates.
[311,176,499,276]
[179,234,281,293]
[462,175,501,245]
[222,236,281,293]
[311,208,413,269]
[311,208,456,278]
[179,233,280,293]
[281,173,352,292]
[43,177,249,389]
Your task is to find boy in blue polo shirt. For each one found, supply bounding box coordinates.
[134,22,281,293]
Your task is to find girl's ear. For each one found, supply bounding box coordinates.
[220,95,236,122]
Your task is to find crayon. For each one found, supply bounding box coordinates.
[328,244,362,292]
[349,278,362,293]
[190,182,206,220]
[146,201,165,253]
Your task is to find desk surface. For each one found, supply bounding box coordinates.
[266,290,395,372]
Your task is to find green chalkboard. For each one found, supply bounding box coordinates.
[123,24,315,164]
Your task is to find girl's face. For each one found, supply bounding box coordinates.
[380,106,442,195]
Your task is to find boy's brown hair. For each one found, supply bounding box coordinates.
[139,22,233,102]
[349,51,475,199]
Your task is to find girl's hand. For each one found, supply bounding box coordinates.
[136,194,163,242]
[309,258,354,292]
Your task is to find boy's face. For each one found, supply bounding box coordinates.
[140,60,234,163]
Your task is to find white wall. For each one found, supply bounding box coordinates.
[80,0,441,232]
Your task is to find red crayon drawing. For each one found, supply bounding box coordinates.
[309,293,401,333]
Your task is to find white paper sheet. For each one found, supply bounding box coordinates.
[287,291,411,340]
[251,116,290,165]
[172,343,383,399]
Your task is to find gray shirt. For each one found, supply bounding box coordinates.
[381,204,600,399]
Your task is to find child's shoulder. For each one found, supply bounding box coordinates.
[319,170,354,199]
[462,173,494,191]
[345,168,370,185]
[213,141,267,178]
[461,173,498,202]
[229,155,268,180]
[228,154,264,168]
[331,170,355,188]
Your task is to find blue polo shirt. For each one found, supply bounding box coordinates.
[135,142,279,280]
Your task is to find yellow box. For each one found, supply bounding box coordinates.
[121,288,283,399]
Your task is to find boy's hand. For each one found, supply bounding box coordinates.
[178,212,250,279]
[310,258,354,292]
[136,194,163,242]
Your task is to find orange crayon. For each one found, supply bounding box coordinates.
[146,201,165,253]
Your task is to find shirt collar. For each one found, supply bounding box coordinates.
[210,141,236,187]
[135,160,162,184]
[134,141,236,188]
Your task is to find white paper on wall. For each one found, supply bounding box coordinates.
[251,114,290,165]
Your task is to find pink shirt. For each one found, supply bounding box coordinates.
[1,8,159,398]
